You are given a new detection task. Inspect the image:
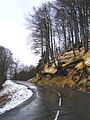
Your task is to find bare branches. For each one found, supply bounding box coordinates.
[25,0,90,67]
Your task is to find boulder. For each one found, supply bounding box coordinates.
[41,65,57,75]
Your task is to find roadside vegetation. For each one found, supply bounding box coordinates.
[0,46,14,89]
[29,49,90,92]
[26,0,90,92]
[12,65,37,81]
[0,46,36,89]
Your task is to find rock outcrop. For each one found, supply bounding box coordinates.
[29,49,90,92]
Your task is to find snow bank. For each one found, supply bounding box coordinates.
[0,80,33,114]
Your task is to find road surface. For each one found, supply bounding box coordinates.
[0,81,90,120]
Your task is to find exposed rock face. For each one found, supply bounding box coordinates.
[29,49,90,92]
[68,51,90,89]
[41,64,57,75]
[72,64,88,82]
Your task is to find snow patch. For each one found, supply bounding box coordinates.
[0,80,33,114]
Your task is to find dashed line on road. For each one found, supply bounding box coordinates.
[53,90,61,120]
[54,110,60,120]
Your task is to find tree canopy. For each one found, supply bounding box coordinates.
[25,0,90,67]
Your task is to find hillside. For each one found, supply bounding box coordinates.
[29,48,90,92]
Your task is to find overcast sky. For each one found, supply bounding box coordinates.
[0,0,50,66]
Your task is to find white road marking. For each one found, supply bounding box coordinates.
[54,110,60,120]
[54,90,61,120]
[57,92,61,106]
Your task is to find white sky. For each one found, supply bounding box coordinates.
[0,0,50,66]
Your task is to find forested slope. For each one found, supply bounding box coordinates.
[26,0,90,92]
[29,48,90,92]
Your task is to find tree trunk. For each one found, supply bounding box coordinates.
[70,22,76,57]
[62,22,67,51]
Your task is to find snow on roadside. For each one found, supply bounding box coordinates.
[0,80,33,115]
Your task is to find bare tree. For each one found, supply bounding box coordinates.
[0,46,14,89]
[25,0,90,70]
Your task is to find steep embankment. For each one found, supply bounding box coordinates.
[29,49,90,92]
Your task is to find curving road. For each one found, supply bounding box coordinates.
[0,81,90,120]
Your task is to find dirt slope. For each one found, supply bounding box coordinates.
[29,49,90,92]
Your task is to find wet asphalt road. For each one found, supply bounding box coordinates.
[55,87,90,120]
[0,81,90,120]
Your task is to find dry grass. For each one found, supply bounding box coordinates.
[30,48,90,92]
[0,94,10,107]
